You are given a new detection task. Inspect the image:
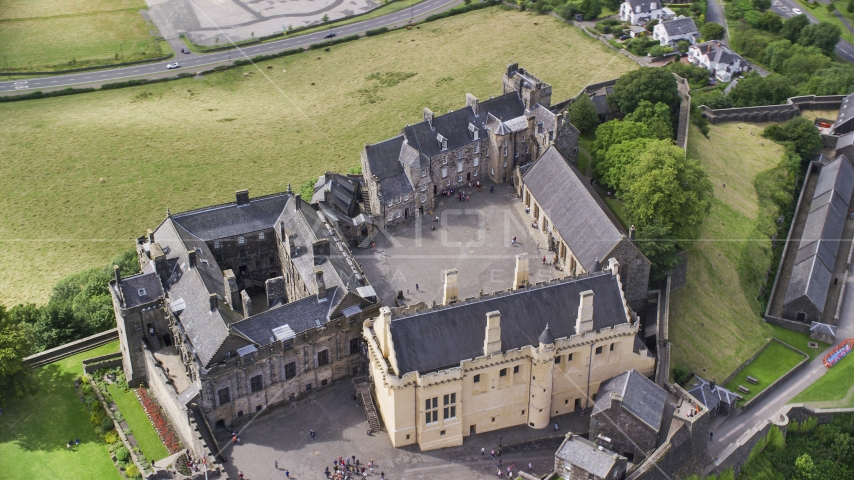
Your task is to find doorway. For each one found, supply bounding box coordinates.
[405,208,409,219]
[162,334,173,347]
[419,206,424,215]
[467,172,471,181]
[470,425,476,435]
[434,185,438,195]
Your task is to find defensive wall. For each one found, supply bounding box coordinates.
[23,328,119,368]
[701,95,845,125]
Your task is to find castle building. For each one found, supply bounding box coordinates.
[362,257,655,451]
[361,64,579,227]
[110,189,379,445]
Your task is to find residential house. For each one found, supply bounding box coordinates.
[554,433,627,480]
[688,41,750,82]
[620,0,674,26]
[653,17,700,47]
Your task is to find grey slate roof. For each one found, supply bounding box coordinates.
[171,194,290,241]
[687,376,737,411]
[116,272,164,309]
[538,324,555,345]
[476,92,526,125]
[556,435,623,478]
[692,41,747,71]
[593,369,667,431]
[627,0,661,14]
[810,321,837,336]
[835,132,854,150]
[832,92,854,135]
[231,287,340,345]
[390,271,629,375]
[522,146,626,271]
[402,108,480,158]
[363,136,414,201]
[660,17,698,36]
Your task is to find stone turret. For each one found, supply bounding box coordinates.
[528,323,556,429]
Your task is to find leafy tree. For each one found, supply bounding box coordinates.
[744,9,764,28]
[624,101,673,140]
[648,45,673,57]
[798,22,842,56]
[603,0,621,11]
[667,61,711,88]
[671,364,692,384]
[580,0,602,20]
[752,0,771,11]
[783,51,831,76]
[638,218,682,281]
[781,14,811,42]
[849,0,854,14]
[731,19,768,58]
[0,305,36,404]
[591,120,650,160]
[758,10,784,33]
[622,141,713,242]
[701,22,726,40]
[728,72,796,107]
[569,94,600,133]
[645,19,659,32]
[32,302,90,351]
[827,1,837,12]
[597,137,656,192]
[799,63,854,94]
[727,0,755,20]
[676,40,691,53]
[611,67,680,114]
[795,453,816,480]
[763,117,822,161]
[692,89,733,109]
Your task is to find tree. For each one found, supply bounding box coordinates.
[799,63,854,95]
[701,22,726,40]
[798,22,842,56]
[591,120,651,160]
[728,72,796,107]
[783,117,822,160]
[794,453,816,480]
[783,51,831,76]
[603,0,622,11]
[0,305,37,404]
[597,137,656,192]
[752,0,771,11]
[611,67,680,114]
[781,14,811,42]
[758,10,783,33]
[32,302,91,351]
[827,1,837,12]
[569,94,600,133]
[667,61,711,88]
[645,19,659,32]
[624,101,673,140]
[622,141,713,241]
[849,0,854,14]
[676,40,691,53]
[580,0,602,20]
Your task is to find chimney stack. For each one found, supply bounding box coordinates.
[312,238,331,257]
[710,378,717,390]
[294,193,302,210]
[114,265,123,306]
[152,242,168,284]
[314,267,327,300]
[466,93,479,114]
[209,293,218,312]
[483,311,502,356]
[575,290,595,335]
[424,107,434,129]
[241,290,252,318]
[223,270,240,309]
[187,249,197,269]
[607,258,620,277]
[442,269,459,305]
[147,229,155,244]
[514,253,529,290]
[629,225,636,240]
[236,189,250,206]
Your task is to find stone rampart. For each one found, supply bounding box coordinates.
[675,75,691,150]
[23,328,118,367]
[82,352,124,374]
[701,95,845,125]
[764,315,810,333]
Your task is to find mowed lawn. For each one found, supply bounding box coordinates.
[793,352,854,407]
[107,384,168,462]
[0,0,164,71]
[0,341,122,480]
[0,7,637,305]
[724,341,806,403]
[669,123,787,380]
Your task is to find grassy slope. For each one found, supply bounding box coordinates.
[0,0,163,70]
[793,352,854,406]
[669,123,786,380]
[723,341,805,403]
[0,7,637,305]
[107,385,168,462]
[0,341,121,480]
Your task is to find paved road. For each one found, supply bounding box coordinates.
[770,0,854,63]
[0,0,458,94]
[707,272,854,459]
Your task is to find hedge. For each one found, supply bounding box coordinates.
[0,87,97,102]
[365,27,390,36]
[252,48,304,62]
[308,34,361,49]
[424,0,498,22]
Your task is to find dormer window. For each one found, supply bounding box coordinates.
[214,240,221,249]
[258,232,265,240]
[437,133,448,151]
[138,288,147,296]
[421,169,427,177]
[442,140,448,150]
[469,123,479,141]
[396,197,401,204]
[651,2,657,8]
[238,235,246,245]
[388,199,393,207]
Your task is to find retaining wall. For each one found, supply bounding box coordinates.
[740,341,809,411]
[82,352,124,374]
[23,328,118,367]
[701,95,845,125]
[675,75,691,150]
[764,315,810,333]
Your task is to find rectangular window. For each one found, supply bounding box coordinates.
[425,397,438,424]
[396,197,401,205]
[138,288,147,296]
[473,157,479,167]
[526,145,529,154]
[503,148,507,157]
[404,194,410,201]
[306,383,312,391]
[457,162,463,173]
[473,170,478,177]
[555,355,562,364]
[388,213,394,222]
[350,338,360,355]
[395,210,401,219]
[492,168,495,176]
[610,343,615,351]
[596,346,603,354]
[446,180,451,186]
[250,374,263,393]
[421,195,427,203]
[238,235,246,245]
[388,200,393,207]
[568,353,573,361]
[421,185,426,192]
[421,169,427,177]
[258,232,265,240]
[500,368,507,377]
[457,175,462,183]
[442,156,448,165]
[284,362,297,379]
[217,387,231,406]
[442,167,448,178]
[474,144,480,154]
[513,365,519,374]
[214,240,221,249]
[443,393,457,419]
[317,349,330,366]
[503,161,507,168]
[239,249,247,258]
[515,149,519,158]
[457,150,463,159]
[473,374,481,383]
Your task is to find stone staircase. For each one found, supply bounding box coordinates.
[353,377,381,433]
[357,229,380,249]
[190,405,225,462]
[361,189,372,216]
[149,331,163,352]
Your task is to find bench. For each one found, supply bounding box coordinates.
[746,376,758,385]
[737,385,750,394]
[733,392,744,401]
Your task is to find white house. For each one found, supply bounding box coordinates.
[620,0,674,26]
[688,41,751,82]
[653,17,700,47]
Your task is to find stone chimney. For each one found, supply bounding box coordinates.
[375,307,393,359]
[114,265,123,306]
[312,238,331,257]
[241,290,252,318]
[294,193,302,210]
[710,378,717,390]
[223,269,240,310]
[514,253,529,290]
[187,249,197,269]
[314,266,327,300]
[575,290,595,335]
[147,229,155,245]
[483,311,502,356]
[285,230,296,257]
[607,258,620,277]
[236,189,250,206]
[424,107,434,129]
[152,242,168,284]
[466,93,479,114]
[629,225,636,240]
[209,293,218,312]
[442,269,459,305]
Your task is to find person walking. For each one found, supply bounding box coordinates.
[415,283,419,291]
[709,431,714,441]
[491,449,495,459]
[275,460,279,469]
[481,447,485,456]
[528,462,533,472]
[554,423,559,431]
[285,469,290,478]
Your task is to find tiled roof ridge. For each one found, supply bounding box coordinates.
[171,191,290,220]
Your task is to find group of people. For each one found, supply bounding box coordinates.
[65,439,80,450]
[325,456,383,479]
[185,450,205,473]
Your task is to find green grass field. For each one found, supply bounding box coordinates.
[0,7,637,306]
[0,341,122,480]
[107,385,168,462]
[766,324,828,362]
[670,122,789,380]
[724,341,806,403]
[0,0,164,71]
[793,352,854,407]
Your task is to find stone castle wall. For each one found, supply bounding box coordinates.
[701,95,845,125]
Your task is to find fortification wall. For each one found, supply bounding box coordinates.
[701,95,845,125]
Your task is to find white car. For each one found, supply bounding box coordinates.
[166,62,180,69]
[792,8,802,15]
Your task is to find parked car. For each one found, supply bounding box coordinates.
[181,48,191,54]
[792,8,802,14]
[166,62,180,69]
[619,34,630,40]
[324,32,337,39]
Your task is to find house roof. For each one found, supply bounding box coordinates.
[389,270,630,375]
[402,107,481,158]
[593,369,667,431]
[659,17,698,36]
[556,435,623,478]
[692,41,747,70]
[475,91,526,125]
[115,272,164,309]
[231,287,341,345]
[810,321,837,336]
[522,147,628,271]
[835,132,854,150]
[627,0,661,14]
[832,92,854,134]
[171,193,290,241]
[687,375,738,410]
[363,135,414,201]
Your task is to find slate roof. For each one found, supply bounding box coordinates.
[687,376,738,411]
[522,146,627,271]
[627,0,661,13]
[556,435,623,478]
[475,92,526,125]
[171,194,290,241]
[660,17,698,36]
[231,287,341,346]
[593,369,667,431]
[810,321,837,336]
[363,136,414,201]
[529,103,558,138]
[402,108,480,158]
[312,173,362,218]
[692,41,747,71]
[115,272,164,309]
[835,132,854,150]
[832,92,854,135]
[538,324,555,345]
[389,271,629,374]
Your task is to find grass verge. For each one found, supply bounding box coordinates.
[0,341,122,480]
[793,352,854,407]
[106,385,168,462]
[724,341,806,403]
[0,7,638,305]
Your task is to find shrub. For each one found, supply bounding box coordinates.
[116,446,130,463]
[672,364,692,384]
[101,417,115,432]
[125,464,141,479]
[365,27,389,36]
[104,431,119,444]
